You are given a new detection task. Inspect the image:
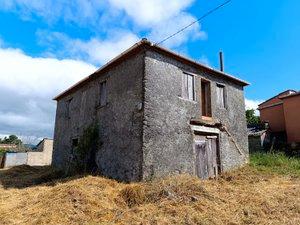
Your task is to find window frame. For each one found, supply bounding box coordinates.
[216,83,227,109]
[66,97,73,119]
[182,72,196,102]
[201,78,212,118]
[99,80,107,107]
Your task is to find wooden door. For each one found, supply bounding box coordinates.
[195,139,208,179]
[195,135,218,179]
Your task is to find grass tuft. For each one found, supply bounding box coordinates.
[250,152,300,176]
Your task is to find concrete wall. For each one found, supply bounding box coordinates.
[260,104,286,132]
[142,50,248,179]
[3,152,27,168]
[27,139,53,166]
[52,53,144,182]
[282,95,300,143]
[2,139,53,168]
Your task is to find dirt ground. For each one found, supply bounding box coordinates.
[0,165,299,225]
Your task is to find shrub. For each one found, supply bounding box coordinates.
[70,122,100,174]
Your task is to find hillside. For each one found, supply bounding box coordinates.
[0,153,299,225]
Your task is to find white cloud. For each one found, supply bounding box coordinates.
[0,47,96,96]
[37,30,140,65]
[0,46,96,138]
[0,0,108,26]
[107,0,205,48]
[245,98,264,115]
[149,12,206,48]
[1,0,205,49]
[108,0,193,26]
[67,32,139,65]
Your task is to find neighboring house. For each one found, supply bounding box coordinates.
[258,90,300,145]
[1,138,53,168]
[52,39,249,182]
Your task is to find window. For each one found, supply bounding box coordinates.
[71,138,78,155]
[201,79,212,117]
[216,83,226,108]
[182,73,195,101]
[66,98,72,118]
[80,90,87,117]
[99,81,107,106]
[72,138,78,148]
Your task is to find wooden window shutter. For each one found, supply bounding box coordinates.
[182,73,188,99]
[182,72,195,101]
[216,84,226,108]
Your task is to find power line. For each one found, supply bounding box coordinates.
[154,0,232,46]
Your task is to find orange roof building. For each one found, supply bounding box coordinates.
[258,90,300,144]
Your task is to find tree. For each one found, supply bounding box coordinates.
[0,135,22,145]
[246,109,261,127]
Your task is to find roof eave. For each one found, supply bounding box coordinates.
[53,40,148,100]
[53,39,249,101]
[152,44,250,86]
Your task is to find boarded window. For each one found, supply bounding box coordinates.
[216,84,226,108]
[182,73,195,101]
[66,98,72,118]
[99,81,107,107]
[201,79,212,117]
[71,138,78,155]
[80,90,87,118]
[72,138,78,148]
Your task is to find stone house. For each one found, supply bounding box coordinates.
[52,39,249,182]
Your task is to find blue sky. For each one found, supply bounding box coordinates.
[0,0,299,142]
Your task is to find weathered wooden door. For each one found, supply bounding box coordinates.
[195,135,219,179]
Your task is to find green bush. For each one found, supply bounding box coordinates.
[0,148,6,156]
[70,122,100,174]
[250,152,300,176]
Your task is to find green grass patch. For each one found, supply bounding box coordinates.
[250,152,300,177]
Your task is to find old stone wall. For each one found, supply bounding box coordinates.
[142,50,248,179]
[52,53,144,181]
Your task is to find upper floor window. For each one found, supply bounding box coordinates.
[216,83,227,108]
[99,81,107,107]
[201,79,212,117]
[182,73,195,101]
[66,98,73,119]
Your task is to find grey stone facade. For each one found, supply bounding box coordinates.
[52,40,249,182]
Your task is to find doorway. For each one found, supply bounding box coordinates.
[194,134,220,179]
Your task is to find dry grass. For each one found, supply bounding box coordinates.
[0,164,299,225]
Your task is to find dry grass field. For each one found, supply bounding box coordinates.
[0,153,299,225]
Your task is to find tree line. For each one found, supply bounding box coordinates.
[0,135,22,145]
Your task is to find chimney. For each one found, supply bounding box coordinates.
[219,51,224,72]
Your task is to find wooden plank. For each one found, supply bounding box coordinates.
[195,140,208,179]
[187,74,194,100]
[206,139,213,178]
[182,73,188,99]
[211,138,218,177]
[190,125,220,134]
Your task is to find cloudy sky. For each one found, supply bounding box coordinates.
[0,0,299,143]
